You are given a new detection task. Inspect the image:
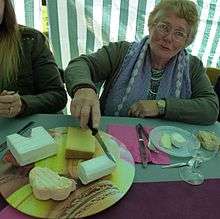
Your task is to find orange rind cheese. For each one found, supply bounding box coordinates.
[65,127,95,159]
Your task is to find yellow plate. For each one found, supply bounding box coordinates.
[0,127,135,218]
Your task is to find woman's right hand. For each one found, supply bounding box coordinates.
[0,91,22,118]
[70,88,101,129]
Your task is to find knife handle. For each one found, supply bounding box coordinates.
[17,121,35,136]
[0,121,35,153]
[137,123,158,153]
[137,123,149,139]
[87,113,98,136]
[136,125,149,167]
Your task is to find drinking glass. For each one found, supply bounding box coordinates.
[179,144,219,185]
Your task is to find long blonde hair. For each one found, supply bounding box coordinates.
[0,0,21,87]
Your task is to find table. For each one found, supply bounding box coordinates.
[1,114,220,218]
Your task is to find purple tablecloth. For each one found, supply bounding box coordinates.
[1,180,220,219]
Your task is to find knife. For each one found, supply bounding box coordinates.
[136,125,150,168]
[0,121,35,153]
[87,115,116,163]
[137,123,158,153]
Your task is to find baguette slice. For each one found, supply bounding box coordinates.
[65,127,95,159]
[29,167,76,200]
[197,130,220,151]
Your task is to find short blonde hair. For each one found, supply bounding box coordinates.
[148,0,199,46]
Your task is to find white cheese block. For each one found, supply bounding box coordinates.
[7,126,58,166]
[77,155,116,185]
[29,167,76,200]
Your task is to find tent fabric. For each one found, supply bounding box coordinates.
[46,0,220,70]
[12,0,42,31]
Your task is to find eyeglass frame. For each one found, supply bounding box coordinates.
[154,21,189,43]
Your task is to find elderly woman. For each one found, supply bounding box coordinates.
[65,0,218,128]
[0,0,67,117]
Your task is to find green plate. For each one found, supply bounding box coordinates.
[0,127,135,218]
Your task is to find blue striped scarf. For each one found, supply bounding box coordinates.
[104,36,192,116]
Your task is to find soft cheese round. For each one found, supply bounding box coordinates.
[171,132,186,148]
[29,166,76,200]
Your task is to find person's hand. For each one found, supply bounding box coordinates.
[0,91,22,118]
[128,100,159,118]
[70,88,101,129]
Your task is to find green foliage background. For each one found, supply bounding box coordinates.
[42,5,48,37]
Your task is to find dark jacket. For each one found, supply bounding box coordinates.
[1,26,67,116]
[214,76,220,121]
[65,41,219,125]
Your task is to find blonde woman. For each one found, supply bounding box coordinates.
[65,0,218,128]
[0,0,67,117]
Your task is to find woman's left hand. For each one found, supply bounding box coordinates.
[0,91,22,118]
[128,100,159,118]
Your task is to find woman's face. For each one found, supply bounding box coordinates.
[149,10,189,61]
[0,0,5,25]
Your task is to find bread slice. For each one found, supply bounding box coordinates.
[65,127,95,159]
[29,166,76,200]
[197,130,220,151]
[7,126,58,166]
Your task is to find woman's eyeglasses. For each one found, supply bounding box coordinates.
[155,22,188,43]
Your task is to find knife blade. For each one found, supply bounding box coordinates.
[87,115,116,163]
[136,125,150,168]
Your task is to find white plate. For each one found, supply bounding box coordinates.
[149,126,200,157]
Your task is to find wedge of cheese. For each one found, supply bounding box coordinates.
[171,132,186,148]
[7,126,58,166]
[65,127,95,159]
[29,167,76,200]
[160,133,172,149]
[77,155,116,185]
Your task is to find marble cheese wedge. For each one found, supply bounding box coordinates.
[77,155,116,185]
[7,126,58,166]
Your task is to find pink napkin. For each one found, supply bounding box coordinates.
[107,124,170,165]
